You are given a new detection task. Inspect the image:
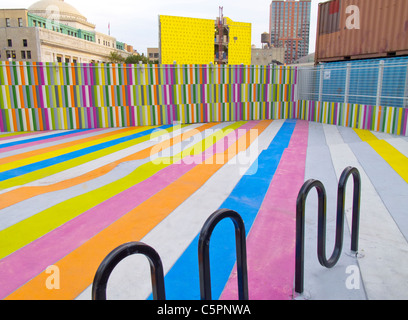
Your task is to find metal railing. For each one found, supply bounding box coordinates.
[92,242,166,300]
[298,59,408,108]
[198,209,249,300]
[295,167,361,295]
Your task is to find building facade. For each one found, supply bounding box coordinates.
[0,0,134,63]
[251,47,285,65]
[269,0,311,64]
[159,15,251,65]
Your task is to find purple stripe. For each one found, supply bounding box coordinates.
[402,109,408,136]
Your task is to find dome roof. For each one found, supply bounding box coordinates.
[28,0,87,22]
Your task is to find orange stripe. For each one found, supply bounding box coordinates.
[5,121,269,300]
[24,108,31,131]
[18,86,25,109]
[71,63,76,85]
[0,124,217,211]
[5,61,12,85]
[0,127,136,166]
[19,62,26,85]
[37,107,44,131]
[123,65,128,85]
[112,64,117,85]
[32,62,39,85]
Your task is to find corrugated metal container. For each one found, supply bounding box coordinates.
[315,0,408,63]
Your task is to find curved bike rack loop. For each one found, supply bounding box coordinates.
[295,167,361,295]
[198,209,249,300]
[92,241,166,300]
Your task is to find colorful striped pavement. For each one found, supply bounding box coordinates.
[0,120,407,300]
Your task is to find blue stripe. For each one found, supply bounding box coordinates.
[0,130,91,149]
[149,120,297,300]
[0,125,172,182]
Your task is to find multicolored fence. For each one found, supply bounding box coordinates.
[0,61,407,136]
[298,100,408,137]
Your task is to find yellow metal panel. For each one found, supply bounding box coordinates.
[160,15,215,65]
[225,17,252,65]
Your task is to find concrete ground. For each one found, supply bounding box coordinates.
[0,119,407,300]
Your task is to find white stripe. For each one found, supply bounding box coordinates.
[323,124,408,300]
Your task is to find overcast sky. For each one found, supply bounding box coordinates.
[3,0,326,55]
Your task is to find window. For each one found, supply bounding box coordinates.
[18,18,23,27]
[27,51,31,59]
[21,51,26,59]
[6,18,10,27]
[6,50,16,59]
[7,39,12,47]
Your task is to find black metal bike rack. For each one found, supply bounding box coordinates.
[295,167,361,295]
[198,209,249,300]
[92,241,166,300]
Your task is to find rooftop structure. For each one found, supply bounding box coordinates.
[0,0,134,63]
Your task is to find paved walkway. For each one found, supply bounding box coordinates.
[0,120,407,300]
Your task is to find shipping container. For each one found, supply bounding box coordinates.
[315,0,408,63]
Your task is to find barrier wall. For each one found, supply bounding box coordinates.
[298,100,408,136]
[1,61,407,136]
[0,62,297,132]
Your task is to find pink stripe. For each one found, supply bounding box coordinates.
[0,121,259,299]
[0,128,107,153]
[0,131,55,142]
[220,120,309,300]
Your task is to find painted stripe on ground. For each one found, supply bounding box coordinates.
[0,130,92,149]
[4,121,266,300]
[0,122,258,299]
[0,126,169,180]
[329,125,408,299]
[0,122,244,261]
[0,128,137,164]
[76,120,283,300]
[152,120,297,300]
[0,124,217,210]
[354,129,408,183]
[220,120,308,300]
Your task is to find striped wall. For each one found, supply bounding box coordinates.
[1,62,407,136]
[0,62,297,132]
[298,100,408,137]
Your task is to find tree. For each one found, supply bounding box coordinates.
[124,54,149,64]
[108,51,125,63]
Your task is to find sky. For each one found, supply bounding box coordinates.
[2,0,326,55]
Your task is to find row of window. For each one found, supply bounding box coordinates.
[5,18,24,27]
[5,39,29,47]
[31,19,95,42]
[1,50,32,60]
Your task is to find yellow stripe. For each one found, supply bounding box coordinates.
[354,129,408,183]
[0,122,246,260]
[0,127,145,172]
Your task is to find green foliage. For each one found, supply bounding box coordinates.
[124,54,149,64]
[107,51,125,63]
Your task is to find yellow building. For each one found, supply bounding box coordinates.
[159,15,251,65]
[225,18,251,65]
[159,15,214,65]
